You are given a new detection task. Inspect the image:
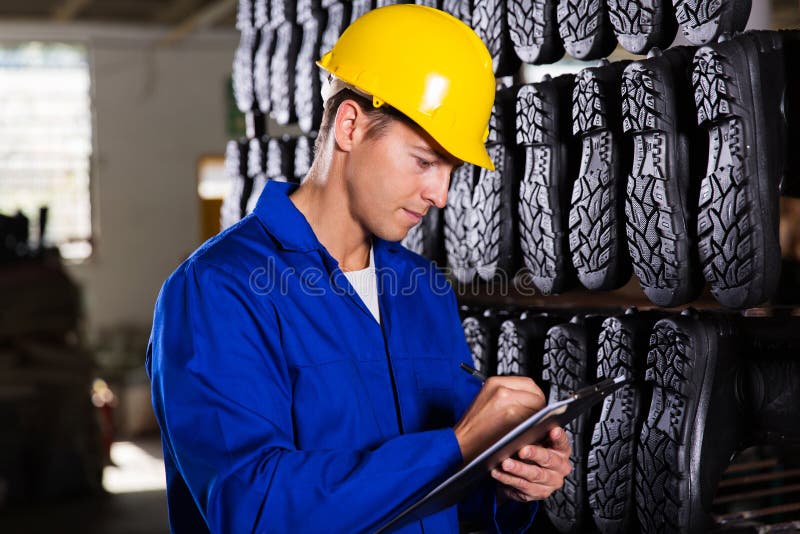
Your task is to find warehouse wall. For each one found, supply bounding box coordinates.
[0,22,238,339]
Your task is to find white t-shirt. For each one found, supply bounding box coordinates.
[342,245,381,324]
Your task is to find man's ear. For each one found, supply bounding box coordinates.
[333,99,365,153]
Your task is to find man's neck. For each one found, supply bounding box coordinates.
[289,171,372,272]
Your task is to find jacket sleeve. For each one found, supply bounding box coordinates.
[147,260,464,533]
[443,287,539,533]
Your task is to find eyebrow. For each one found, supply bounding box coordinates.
[411,143,462,168]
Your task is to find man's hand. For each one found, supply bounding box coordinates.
[453,376,546,464]
[491,426,573,503]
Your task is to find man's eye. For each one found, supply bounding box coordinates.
[416,157,433,169]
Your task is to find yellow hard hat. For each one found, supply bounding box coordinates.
[317,4,497,171]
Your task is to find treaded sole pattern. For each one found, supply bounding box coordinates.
[557,0,617,60]
[621,60,696,307]
[472,144,511,281]
[635,320,695,533]
[444,165,477,285]
[517,82,573,295]
[462,316,494,377]
[543,322,592,534]
[496,319,527,376]
[569,67,628,290]
[587,317,643,533]
[507,0,564,64]
[607,0,677,54]
[674,0,752,45]
[692,40,784,309]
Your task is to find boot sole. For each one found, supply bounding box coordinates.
[635,315,720,533]
[516,78,577,295]
[673,0,752,46]
[445,165,478,285]
[693,32,785,308]
[586,315,651,533]
[543,319,599,534]
[557,0,617,60]
[507,0,565,64]
[570,63,632,291]
[607,0,678,54]
[621,51,702,307]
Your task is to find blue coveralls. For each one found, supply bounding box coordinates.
[147,181,537,533]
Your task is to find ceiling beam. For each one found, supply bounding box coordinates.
[157,0,236,46]
[51,0,93,21]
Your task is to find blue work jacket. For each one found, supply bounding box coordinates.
[147,181,537,533]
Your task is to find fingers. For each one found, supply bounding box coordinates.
[547,427,572,456]
[517,444,571,477]
[485,376,546,411]
[491,458,565,501]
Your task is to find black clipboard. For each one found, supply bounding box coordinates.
[375,375,629,533]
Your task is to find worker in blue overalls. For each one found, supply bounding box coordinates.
[147,5,572,533]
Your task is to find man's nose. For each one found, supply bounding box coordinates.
[423,166,451,209]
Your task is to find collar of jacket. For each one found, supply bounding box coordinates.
[252,179,407,263]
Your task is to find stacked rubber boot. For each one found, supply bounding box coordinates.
[445,163,479,284]
[587,308,663,533]
[636,311,745,533]
[221,139,251,230]
[496,312,562,397]
[693,31,787,309]
[506,0,564,65]
[542,315,605,533]
[569,59,633,291]
[472,88,520,282]
[621,46,705,307]
[516,74,579,295]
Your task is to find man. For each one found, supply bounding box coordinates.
[147,5,571,533]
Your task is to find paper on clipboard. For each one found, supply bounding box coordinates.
[375,375,629,533]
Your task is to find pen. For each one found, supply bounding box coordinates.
[459,362,487,383]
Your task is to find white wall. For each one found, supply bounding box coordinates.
[0,22,238,338]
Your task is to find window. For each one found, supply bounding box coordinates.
[0,42,93,261]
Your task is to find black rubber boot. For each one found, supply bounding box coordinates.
[506,0,565,65]
[293,135,314,183]
[254,28,275,115]
[444,163,478,285]
[245,137,268,215]
[496,312,564,398]
[557,0,618,60]
[221,139,251,228]
[472,88,520,283]
[238,0,255,30]
[294,10,326,133]
[621,46,705,308]
[461,309,503,378]
[587,308,665,533]
[233,28,260,113]
[318,2,351,86]
[693,31,786,309]
[266,137,295,184]
[472,0,521,77]
[442,0,473,23]
[269,22,302,125]
[516,74,579,296]
[350,0,373,23]
[543,315,606,534]
[606,0,678,54]
[635,310,745,534]
[569,59,633,292]
[673,0,751,46]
